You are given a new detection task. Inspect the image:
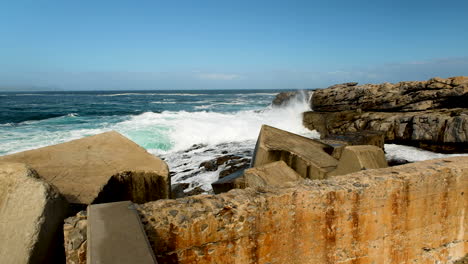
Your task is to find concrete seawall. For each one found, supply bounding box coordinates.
[138,157,467,263]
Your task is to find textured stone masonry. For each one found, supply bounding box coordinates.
[138,157,467,264]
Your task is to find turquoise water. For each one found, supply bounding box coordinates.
[0,89,305,156]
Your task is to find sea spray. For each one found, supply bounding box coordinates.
[1,89,467,193]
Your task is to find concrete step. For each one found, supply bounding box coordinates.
[87,201,157,264]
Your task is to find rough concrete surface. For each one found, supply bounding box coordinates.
[138,156,468,264]
[252,125,338,179]
[87,201,157,264]
[0,162,68,264]
[0,131,170,205]
[330,145,388,176]
[244,160,302,188]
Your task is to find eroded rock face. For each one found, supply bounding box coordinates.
[306,77,468,152]
[303,108,468,152]
[0,131,170,205]
[312,76,468,112]
[138,157,468,263]
[0,162,68,264]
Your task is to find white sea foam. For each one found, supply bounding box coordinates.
[150,101,177,104]
[384,144,468,162]
[98,93,207,97]
[116,92,314,154]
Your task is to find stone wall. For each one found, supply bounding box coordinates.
[138,157,467,263]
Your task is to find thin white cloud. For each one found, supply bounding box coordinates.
[196,73,241,80]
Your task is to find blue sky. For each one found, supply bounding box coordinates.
[1,0,468,90]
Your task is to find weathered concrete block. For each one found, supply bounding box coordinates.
[315,139,348,159]
[330,145,388,176]
[0,162,68,264]
[87,201,157,264]
[252,125,338,179]
[0,131,170,205]
[244,161,302,188]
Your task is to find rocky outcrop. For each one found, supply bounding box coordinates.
[0,131,170,206]
[312,76,468,112]
[0,162,68,264]
[303,108,468,152]
[138,157,468,263]
[321,130,385,150]
[305,77,468,152]
[199,155,250,178]
[272,90,312,106]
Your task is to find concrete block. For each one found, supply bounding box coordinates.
[244,161,302,188]
[330,145,388,176]
[0,131,170,205]
[87,201,157,264]
[252,125,338,179]
[0,162,68,264]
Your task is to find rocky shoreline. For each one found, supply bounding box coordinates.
[0,78,467,263]
[303,76,468,153]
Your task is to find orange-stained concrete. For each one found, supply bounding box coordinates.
[138,157,467,264]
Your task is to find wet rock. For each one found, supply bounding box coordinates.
[199,160,217,171]
[212,170,246,194]
[184,187,206,196]
[272,90,313,106]
[171,183,190,199]
[199,155,243,171]
[387,158,411,166]
[184,144,207,153]
[219,158,251,178]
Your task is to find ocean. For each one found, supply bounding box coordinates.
[0,89,466,192]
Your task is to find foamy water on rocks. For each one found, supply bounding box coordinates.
[1,89,466,192]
